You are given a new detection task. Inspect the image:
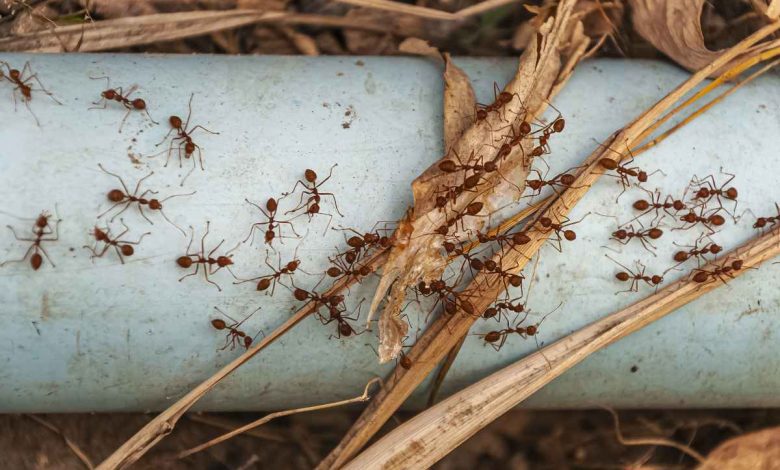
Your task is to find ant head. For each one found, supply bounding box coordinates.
[176,256,193,268]
[435,195,448,209]
[732,259,744,270]
[616,271,630,281]
[530,146,545,157]
[552,118,565,133]
[637,171,648,182]
[673,251,689,263]
[563,229,576,241]
[633,199,650,211]
[36,213,50,228]
[483,161,497,173]
[695,187,710,198]
[682,212,697,223]
[347,236,365,248]
[132,98,146,110]
[329,295,345,306]
[257,278,272,291]
[483,259,497,271]
[435,225,449,236]
[327,267,342,278]
[244,336,253,348]
[754,218,767,228]
[598,158,618,170]
[648,227,663,239]
[438,160,457,173]
[344,251,357,264]
[108,189,125,202]
[470,258,484,271]
[9,69,20,80]
[92,227,107,240]
[476,109,488,120]
[508,275,523,287]
[120,245,135,257]
[710,243,722,254]
[304,169,317,183]
[673,200,686,211]
[286,259,300,271]
[726,187,738,199]
[359,265,371,277]
[560,174,575,186]
[211,319,227,330]
[539,217,552,228]
[184,141,196,155]
[399,353,412,369]
[31,253,42,270]
[498,91,513,103]
[442,241,455,253]
[526,325,538,336]
[519,121,532,135]
[217,256,233,267]
[148,199,162,210]
[430,279,446,291]
[169,115,183,128]
[102,89,117,99]
[265,198,277,212]
[651,275,663,285]
[293,288,309,301]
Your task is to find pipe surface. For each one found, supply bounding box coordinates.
[0,54,778,412]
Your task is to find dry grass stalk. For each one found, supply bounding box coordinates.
[341,228,780,469]
[336,0,524,20]
[25,414,95,470]
[0,10,398,52]
[176,378,380,460]
[316,20,780,470]
[369,0,587,363]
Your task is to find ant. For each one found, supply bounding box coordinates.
[671,236,722,266]
[629,188,688,224]
[479,303,559,351]
[610,221,664,253]
[536,214,586,251]
[606,255,663,294]
[89,76,157,132]
[596,146,661,199]
[84,220,150,264]
[177,222,239,291]
[326,254,372,282]
[437,150,495,175]
[482,296,527,323]
[98,164,192,235]
[689,170,738,213]
[676,207,726,233]
[0,61,61,125]
[691,259,744,285]
[286,165,344,229]
[211,306,263,350]
[475,83,520,123]
[244,196,299,247]
[155,93,219,186]
[525,164,584,198]
[235,251,304,295]
[1,210,61,270]
[322,300,365,340]
[333,225,393,259]
[751,203,780,231]
[434,201,484,236]
[416,278,476,317]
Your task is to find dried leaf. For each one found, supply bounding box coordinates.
[398,37,441,61]
[698,427,780,470]
[442,53,476,149]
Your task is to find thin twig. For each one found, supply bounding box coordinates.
[177,378,381,460]
[25,414,95,470]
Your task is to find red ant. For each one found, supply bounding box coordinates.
[326,254,372,282]
[434,201,484,236]
[291,284,362,338]
[177,222,239,291]
[482,296,527,323]
[0,61,61,126]
[676,208,726,233]
[474,83,520,123]
[536,214,586,251]
[479,303,559,351]
[689,170,738,213]
[1,210,60,270]
[437,150,495,175]
[610,221,664,253]
[671,236,722,266]
[97,164,192,235]
[244,196,299,246]
[525,164,584,198]
[89,76,157,132]
[751,203,780,231]
[596,146,661,199]
[235,251,304,294]
[84,219,150,264]
[606,255,664,294]
[333,225,393,259]
[416,278,476,317]
[472,229,531,250]
[691,259,744,285]
[211,306,263,350]
[155,93,219,186]
[286,165,344,229]
[629,188,688,224]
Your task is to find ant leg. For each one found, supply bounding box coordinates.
[132,171,154,198]
[184,93,194,129]
[1,244,34,266]
[318,192,344,217]
[27,73,62,104]
[113,244,126,264]
[144,108,158,125]
[36,244,56,268]
[155,127,176,148]
[6,225,35,242]
[118,108,132,133]
[184,226,195,254]
[88,98,108,110]
[208,239,225,258]
[22,98,41,127]
[201,222,210,255]
[180,156,197,187]
[178,264,200,282]
[158,209,186,237]
[188,125,219,135]
[98,164,131,195]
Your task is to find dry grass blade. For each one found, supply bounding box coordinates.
[455,0,524,19]
[25,414,95,470]
[442,53,476,146]
[341,229,780,469]
[96,249,388,470]
[335,0,459,20]
[187,414,288,443]
[0,10,398,52]
[177,378,381,460]
[317,20,780,470]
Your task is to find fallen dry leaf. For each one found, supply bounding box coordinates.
[698,426,780,470]
[398,37,442,61]
[442,53,476,148]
